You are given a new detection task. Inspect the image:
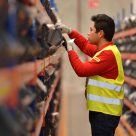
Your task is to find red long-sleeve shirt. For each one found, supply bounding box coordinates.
[68,30,118,79]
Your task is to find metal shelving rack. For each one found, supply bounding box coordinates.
[35,72,61,136]
[0,0,67,135]
[114,28,136,40]
[0,46,64,135]
[114,28,136,136]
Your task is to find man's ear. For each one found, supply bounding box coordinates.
[98,30,104,38]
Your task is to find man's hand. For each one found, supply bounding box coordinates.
[67,39,74,51]
[56,23,72,34]
[67,44,73,51]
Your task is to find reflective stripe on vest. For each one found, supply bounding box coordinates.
[87,94,121,105]
[88,79,122,92]
[86,45,124,116]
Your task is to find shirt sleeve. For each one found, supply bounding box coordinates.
[68,50,118,79]
[69,30,98,57]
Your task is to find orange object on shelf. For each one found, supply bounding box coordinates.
[115,126,126,136]
[57,92,68,136]
[114,27,136,40]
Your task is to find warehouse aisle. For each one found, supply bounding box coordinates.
[61,52,91,136]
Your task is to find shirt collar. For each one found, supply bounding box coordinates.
[98,42,113,50]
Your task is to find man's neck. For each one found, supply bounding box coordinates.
[98,39,109,47]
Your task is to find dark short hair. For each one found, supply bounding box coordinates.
[91,14,115,41]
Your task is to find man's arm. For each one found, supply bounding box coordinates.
[69,30,98,57]
[68,50,118,79]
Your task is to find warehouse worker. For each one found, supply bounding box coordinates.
[58,14,124,136]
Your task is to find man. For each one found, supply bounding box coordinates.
[59,14,124,136]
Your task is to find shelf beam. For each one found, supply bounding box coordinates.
[120,117,136,136]
[125,76,136,87]
[35,71,60,136]
[124,98,136,114]
[0,47,64,103]
[114,27,136,40]
[122,53,136,60]
[0,59,44,102]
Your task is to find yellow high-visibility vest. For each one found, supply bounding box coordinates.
[86,45,124,116]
